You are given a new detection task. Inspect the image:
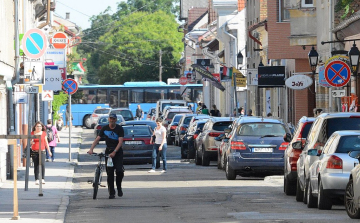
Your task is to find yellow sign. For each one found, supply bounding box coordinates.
[232,77,247,87]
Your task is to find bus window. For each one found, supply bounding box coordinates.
[168,89,181,100]
[120,90,128,107]
[83,89,96,104]
[110,91,119,108]
[145,89,165,103]
[130,89,144,103]
[97,89,107,104]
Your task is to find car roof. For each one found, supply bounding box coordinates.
[299,116,316,123]
[111,108,131,111]
[333,130,360,136]
[236,116,285,124]
[317,112,360,119]
[209,117,236,122]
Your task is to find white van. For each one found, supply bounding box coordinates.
[155,100,187,120]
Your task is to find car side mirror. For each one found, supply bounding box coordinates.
[224,128,231,134]
[307,148,319,156]
[291,141,302,150]
[284,133,292,142]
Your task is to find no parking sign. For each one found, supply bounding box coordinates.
[324,60,351,87]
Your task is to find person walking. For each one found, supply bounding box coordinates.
[201,104,209,115]
[196,102,202,114]
[64,104,73,129]
[210,105,220,117]
[135,104,144,120]
[31,121,52,185]
[45,119,60,162]
[88,113,125,199]
[148,118,167,173]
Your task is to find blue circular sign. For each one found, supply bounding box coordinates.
[324,60,351,87]
[22,29,48,59]
[62,79,78,95]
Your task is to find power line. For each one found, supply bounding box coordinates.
[56,1,92,17]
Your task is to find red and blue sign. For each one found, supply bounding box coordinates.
[22,29,48,59]
[324,60,351,87]
[62,78,78,95]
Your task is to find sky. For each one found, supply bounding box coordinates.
[54,0,123,30]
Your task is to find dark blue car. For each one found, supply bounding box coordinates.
[225,117,291,180]
[181,120,207,159]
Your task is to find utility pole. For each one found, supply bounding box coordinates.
[159,49,162,82]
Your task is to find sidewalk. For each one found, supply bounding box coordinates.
[0,127,82,223]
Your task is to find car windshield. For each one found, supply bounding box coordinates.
[184,116,193,124]
[162,103,185,111]
[213,121,233,131]
[95,108,110,114]
[123,126,151,136]
[198,123,205,130]
[173,115,183,123]
[301,123,312,138]
[98,117,124,124]
[111,110,133,121]
[167,112,190,120]
[238,123,286,136]
[336,135,360,153]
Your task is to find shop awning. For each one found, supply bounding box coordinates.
[191,64,225,91]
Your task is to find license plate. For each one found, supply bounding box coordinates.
[124,141,142,145]
[253,148,273,153]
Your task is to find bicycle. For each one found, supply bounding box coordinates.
[90,152,109,199]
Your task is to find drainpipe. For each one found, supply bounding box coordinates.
[38,0,51,29]
[223,24,239,117]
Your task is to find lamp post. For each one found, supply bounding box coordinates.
[348,42,360,98]
[308,46,319,75]
[234,51,243,117]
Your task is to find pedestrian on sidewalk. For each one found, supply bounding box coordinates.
[31,121,52,185]
[45,119,60,162]
[148,118,167,173]
[210,105,221,117]
[88,113,125,199]
[64,104,73,129]
[201,104,209,115]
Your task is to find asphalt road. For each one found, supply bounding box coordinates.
[64,129,354,223]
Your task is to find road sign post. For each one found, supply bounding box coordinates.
[324,60,351,87]
[50,32,69,49]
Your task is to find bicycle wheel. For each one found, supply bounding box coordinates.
[93,167,101,199]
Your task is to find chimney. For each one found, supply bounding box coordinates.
[66,12,70,20]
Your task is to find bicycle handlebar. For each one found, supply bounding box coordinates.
[90,152,109,158]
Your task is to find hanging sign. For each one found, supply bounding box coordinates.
[285,75,313,90]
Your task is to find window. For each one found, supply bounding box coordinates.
[120,90,128,107]
[168,89,181,100]
[130,89,143,103]
[83,89,96,104]
[302,0,314,7]
[110,91,119,108]
[145,89,165,103]
[279,0,290,22]
[97,89,107,104]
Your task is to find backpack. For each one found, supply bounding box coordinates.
[46,126,54,142]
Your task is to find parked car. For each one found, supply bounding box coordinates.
[122,124,159,168]
[296,112,360,204]
[284,116,315,195]
[90,107,111,128]
[146,107,156,121]
[181,119,207,159]
[162,106,192,128]
[174,114,205,146]
[223,117,291,180]
[216,118,238,170]
[110,108,134,121]
[345,150,360,219]
[307,131,360,209]
[166,114,184,145]
[94,115,125,140]
[195,117,234,166]
[123,120,157,130]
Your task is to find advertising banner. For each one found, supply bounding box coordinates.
[258,66,285,88]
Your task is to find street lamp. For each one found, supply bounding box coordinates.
[348,42,360,76]
[237,51,244,67]
[308,46,319,75]
[259,60,264,67]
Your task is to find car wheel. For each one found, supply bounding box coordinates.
[318,180,332,210]
[180,142,187,159]
[225,158,236,180]
[303,178,308,204]
[195,149,201,165]
[84,115,92,129]
[201,147,210,166]
[345,179,360,219]
[296,178,304,202]
[217,150,222,169]
[284,176,296,196]
[221,153,226,170]
[307,180,317,208]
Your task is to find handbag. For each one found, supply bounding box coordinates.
[107,157,114,167]
[151,135,156,143]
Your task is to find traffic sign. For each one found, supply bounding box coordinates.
[25,86,39,94]
[62,78,78,95]
[179,76,187,85]
[324,60,351,87]
[42,90,53,101]
[22,29,48,59]
[50,32,69,49]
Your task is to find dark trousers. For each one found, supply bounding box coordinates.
[32,151,46,180]
[46,146,55,160]
[105,148,124,196]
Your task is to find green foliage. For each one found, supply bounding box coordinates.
[52,92,68,121]
[335,0,354,18]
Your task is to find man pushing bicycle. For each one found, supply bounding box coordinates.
[88,113,124,199]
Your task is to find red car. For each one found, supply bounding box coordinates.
[283,116,315,195]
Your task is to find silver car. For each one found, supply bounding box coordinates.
[306,131,360,210]
[345,150,360,219]
[89,107,111,128]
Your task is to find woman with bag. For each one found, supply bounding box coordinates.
[148,118,167,173]
[31,121,52,185]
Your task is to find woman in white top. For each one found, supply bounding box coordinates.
[148,118,167,173]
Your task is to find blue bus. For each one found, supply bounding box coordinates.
[61,81,203,128]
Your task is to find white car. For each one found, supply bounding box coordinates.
[345,150,360,219]
[306,131,360,210]
[89,107,111,128]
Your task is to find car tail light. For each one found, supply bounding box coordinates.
[180,126,187,131]
[289,149,301,171]
[231,141,246,150]
[209,132,221,137]
[279,142,289,150]
[193,133,199,139]
[350,116,360,118]
[92,114,98,117]
[326,155,343,169]
[96,125,102,130]
[170,125,177,130]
